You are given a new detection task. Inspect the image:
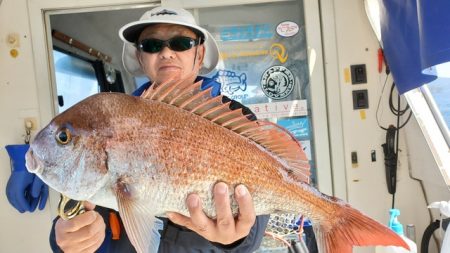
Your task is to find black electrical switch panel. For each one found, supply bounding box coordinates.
[351,64,367,84]
[352,89,369,109]
[371,150,376,162]
[351,151,358,164]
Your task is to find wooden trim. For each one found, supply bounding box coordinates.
[52,29,112,62]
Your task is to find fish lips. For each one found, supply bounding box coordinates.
[25,148,43,175]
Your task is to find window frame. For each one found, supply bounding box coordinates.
[421,84,450,147]
[405,88,450,186]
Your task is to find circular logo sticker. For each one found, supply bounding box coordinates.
[276,21,299,37]
[261,66,295,100]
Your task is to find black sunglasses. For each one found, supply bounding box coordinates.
[137,36,201,53]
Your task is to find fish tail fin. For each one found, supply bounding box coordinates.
[313,205,410,253]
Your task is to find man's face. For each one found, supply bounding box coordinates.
[136,24,205,84]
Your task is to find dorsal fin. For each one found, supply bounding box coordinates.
[140,75,310,183]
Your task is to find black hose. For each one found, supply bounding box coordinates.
[421,220,440,253]
[421,218,450,253]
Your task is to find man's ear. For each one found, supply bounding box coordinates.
[135,49,144,67]
[196,45,205,66]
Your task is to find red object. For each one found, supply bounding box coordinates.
[378,48,384,73]
[109,211,121,240]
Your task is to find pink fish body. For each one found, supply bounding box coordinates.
[26,78,409,253]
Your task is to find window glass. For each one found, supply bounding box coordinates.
[198,1,317,185]
[405,89,450,186]
[53,50,99,113]
[426,78,450,131]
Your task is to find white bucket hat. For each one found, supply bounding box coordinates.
[119,7,220,76]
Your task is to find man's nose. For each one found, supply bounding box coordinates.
[159,46,176,59]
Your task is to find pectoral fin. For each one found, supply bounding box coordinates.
[116,183,163,253]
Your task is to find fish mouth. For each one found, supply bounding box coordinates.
[25,148,43,174]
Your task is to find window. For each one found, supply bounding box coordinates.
[405,87,450,186]
[423,79,450,145]
[53,49,99,113]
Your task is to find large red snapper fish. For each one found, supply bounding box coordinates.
[25,77,409,253]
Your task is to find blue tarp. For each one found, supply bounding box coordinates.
[379,0,450,94]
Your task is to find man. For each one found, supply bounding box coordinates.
[50,6,269,253]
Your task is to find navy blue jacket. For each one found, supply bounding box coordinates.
[50,76,269,252]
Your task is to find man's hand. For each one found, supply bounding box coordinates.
[55,202,106,253]
[167,182,256,245]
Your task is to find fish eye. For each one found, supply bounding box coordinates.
[55,127,72,145]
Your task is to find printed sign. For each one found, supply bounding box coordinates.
[221,49,268,60]
[219,24,274,41]
[269,43,288,63]
[247,100,308,119]
[261,66,295,99]
[213,70,249,101]
[220,42,288,63]
[276,21,299,37]
[206,22,309,104]
[277,117,310,140]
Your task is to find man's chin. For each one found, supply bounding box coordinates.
[155,72,180,82]
[155,71,197,84]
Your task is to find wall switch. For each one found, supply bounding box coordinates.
[351,64,367,84]
[352,89,369,109]
[351,151,358,164]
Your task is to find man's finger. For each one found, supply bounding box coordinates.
[213,182,234,230]
[186,194,214,233]
[166,212,193,229]
[75,214,106,241]
[234,185,256,234]
[61,202,97,233]
[79,230,105,253]
[62,211,98,233]
[83,201,96,211]
[61,214,106,250]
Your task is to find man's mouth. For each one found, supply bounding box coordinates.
[159,65,180,71]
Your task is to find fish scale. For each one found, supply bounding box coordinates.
[99,101,280,217]
[26,77,410,253]
[130,103,290,215]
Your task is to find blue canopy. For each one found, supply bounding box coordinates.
[379,0,450,94]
